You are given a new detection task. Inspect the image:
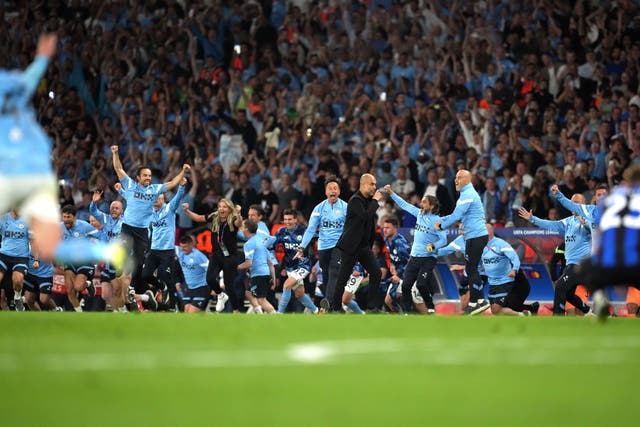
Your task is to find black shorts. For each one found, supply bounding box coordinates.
[489,275,530,310]
[488,282,514,306]
[64,264,95,279]
[250,275,271,298]
[0,253,28,275]
[100,268,117,282]
[183,286,210,310]
[23,273,53,295]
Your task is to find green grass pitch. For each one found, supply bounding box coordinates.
[1,313,638,426]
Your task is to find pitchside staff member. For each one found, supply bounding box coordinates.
[295,175,347,305]
[330,174,383,312]
[435,169,490,315]
[111,145,189,295]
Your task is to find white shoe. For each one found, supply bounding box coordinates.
[215,292,229,312]
[246,306,255,314]
[254,305,264,314]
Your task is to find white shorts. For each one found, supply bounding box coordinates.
[0,175,60,224]
[345,274,363,294]
[287,267,310,290]
[411,283,424,305]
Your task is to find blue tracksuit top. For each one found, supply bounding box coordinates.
[440,183,488,239]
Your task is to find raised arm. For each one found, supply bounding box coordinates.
[550,185,593,222]
[386,185,420,217]
[181,203,206,223]
[89,190,108,225]
[23,33,57,97]
[111,145,127,180]
[517,207,566,232]
[164,164,191,191]
[168,179,186,213]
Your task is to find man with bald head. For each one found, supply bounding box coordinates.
[435,169,490,315]
[518,193,594,316]
[329,174,384,312]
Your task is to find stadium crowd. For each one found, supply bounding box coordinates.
[2,0,640,314]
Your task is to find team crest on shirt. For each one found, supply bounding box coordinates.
[146,189,152,194]
[189,258,194,263]
[335,209,341,215]
[74,232,79,237]
[297,235,302,241]
[18,224,24,229]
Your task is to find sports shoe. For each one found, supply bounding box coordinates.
[14,296,24,312]
[529,301,540,316]
[145,290,158,311]
[53,306,64,312]
[86,280,96,297]
[592,289,610,322]
[254,305,264,314]
[319,298,331,313]
[466,300,490,316]
[158,288,171,306]
[427,308,436,315]
[215,292,229,312]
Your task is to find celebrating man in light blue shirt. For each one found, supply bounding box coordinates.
[435,170,490,315]
[519,196,594,316]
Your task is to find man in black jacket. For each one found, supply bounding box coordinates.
[327,174,384,312]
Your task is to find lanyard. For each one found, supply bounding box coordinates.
[218,221,226,244]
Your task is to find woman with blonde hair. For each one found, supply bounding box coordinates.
[182,198,243,312]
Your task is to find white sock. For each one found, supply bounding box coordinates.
[255,306,264,314]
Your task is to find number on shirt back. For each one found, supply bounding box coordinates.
[600,193,640,230]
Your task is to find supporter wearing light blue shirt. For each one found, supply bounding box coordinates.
[386,186,446,312]
[89,195,124,243]
[435,170,490,313]
[238,219,277,314]
[297,177,347,307]
[481,236,520,288]
[111,145,189,291]
[0,211,31,258]
[150,184,185,251]
[518,198,593,315]
[176,243,209,290]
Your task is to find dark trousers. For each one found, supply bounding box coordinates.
[121,223,151,294]
[319,247,341,305]
[553,264,589,315]
[141,249,175,291]
[206,252,240,311]
[401,256,437,312]
[466,235,488,303]
[333,247,382,310]
[504,271,531,311]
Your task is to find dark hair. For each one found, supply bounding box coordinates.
[179,234,194,244]
[136,166,152,178]
[384,216,399,228]
[426,195,440,214]
[282,208,298,218]
[595,183,609,191]
[61,204,77,216]
[243,219,258,234]
[249,204,266,218]
[325,174,341,188]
